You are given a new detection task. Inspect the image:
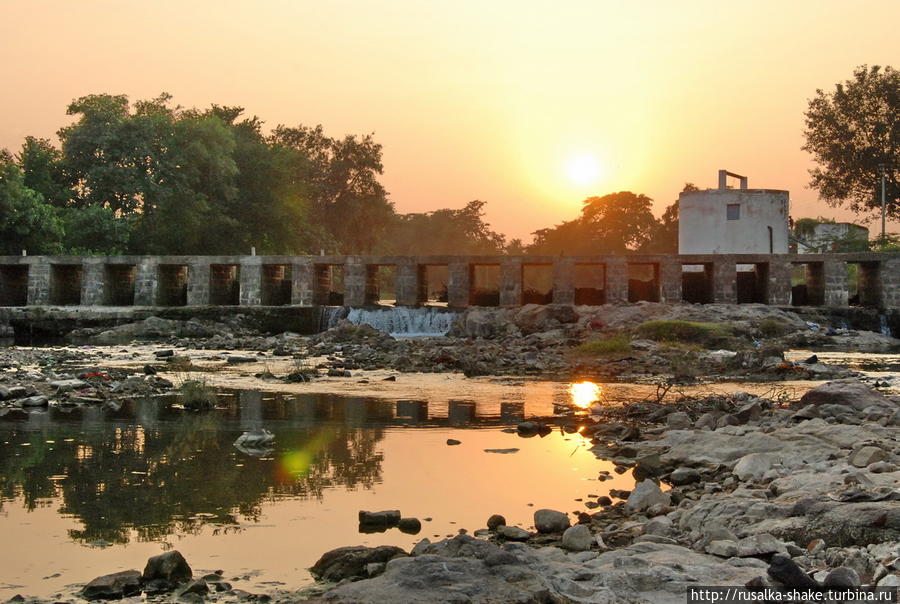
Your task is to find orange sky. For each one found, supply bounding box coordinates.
[1,0,898,240]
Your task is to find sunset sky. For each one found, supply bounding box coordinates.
[2,0,898,240]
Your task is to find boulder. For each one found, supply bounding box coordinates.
[20,395,49,408]
[823,567,860,587]
[561,524,593,551]
[733,453,781,481]
[669,467,701,486]
[706,540,738,557]
[666,412,692,430]
[142,550,192,586]
[81,570,142,600]
[486,514,506,530]
[849,445,887,468]
[397,518,421,534]
[233,429,275,449]
[50,379,87,392]
[534,509,570,533]
[735,534,787,557]
[800,380,895,412]
[625,480,671,512]
[310,545,407,582]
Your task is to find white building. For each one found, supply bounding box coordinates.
[678,170,790,254]
[794,222,869,253]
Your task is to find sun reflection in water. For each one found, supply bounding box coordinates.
[567,381,602,409]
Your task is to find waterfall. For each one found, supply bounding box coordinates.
[879,314,892,337]
[321,306,459,337]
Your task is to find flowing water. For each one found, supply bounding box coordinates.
[320,306,460,337]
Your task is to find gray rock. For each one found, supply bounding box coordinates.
[867,461,897,473]
[643,516,673,536]
[534,509,570,533]
[625,480,671,512]
[233,429,275,449]
[670,467,701,486]
[310,545,407,582]
[706,540,739,557]
[696,412,719,430]
[734,401,763,423]
[484,448,519,454]
[666,412,692,430]
[767,553,819,588]
[50,379,87,392]
[716,414,741,428]
[561,524,593,551]
[878,574,900,587]
[733,453,781,481]
[496,525,531,541]
[823,566,860,587]
[486,514,506,530]
[800,380,895,412]
[849,445,887,468]
[143,550,192,586]
[82,570,142,600]
[177,579,209,596]
[20,395,49,408]
[735,534,787,557]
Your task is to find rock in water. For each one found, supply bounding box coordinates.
[625,480,671,512]
[142,550,192,587]
[534,509,570,533]
[234,429,275,448]
[397,518,421,534]
[496,525,531,541]
[82,570,142,600]
[486,514,506,530]
[561,524,593,551]
[359,510,401,526]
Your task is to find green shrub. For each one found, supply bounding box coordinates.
[758,318,793,338]
[636,320,732,344]
[179,378,217,410]
[578,336,631,355]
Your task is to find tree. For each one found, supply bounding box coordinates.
[803,65,899,217]
[16,136,70,206]
[389,200,506,255]
[0,151,64,254]
[269,125,394,253]
[529,191,657,254]
[640,183,697,253]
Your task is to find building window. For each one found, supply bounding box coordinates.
[727,204,741,220]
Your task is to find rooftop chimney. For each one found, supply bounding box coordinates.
[718,170,748,190]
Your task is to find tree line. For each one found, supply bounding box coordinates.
[1,65,895,256]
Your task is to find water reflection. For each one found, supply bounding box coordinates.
[0,394,388,546]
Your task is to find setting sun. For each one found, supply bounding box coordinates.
[565,154,603,188]
[568,381,603,409]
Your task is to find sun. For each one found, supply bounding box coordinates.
[565,154,602,187]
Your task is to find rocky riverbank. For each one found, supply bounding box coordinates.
[287,378,900,603]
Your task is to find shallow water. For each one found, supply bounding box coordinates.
[0,391,631,599]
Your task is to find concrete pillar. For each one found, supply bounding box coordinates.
[823,259,848,307]
[767,259,792,305]
[881,259,900,309]
[605,258,628,303]
[239,257,262,306]
[712,259,737,303]
[396,261,421,307]
[552,258,575,305]
[659,259,683,303]
[447,260,471,308]
[80,260,105,306]
[805,262,825,306]
[500,258,522,306]
[134,258,159,306]
[187,260,210,306]
[26,259,50,305]
[344,259,367,307]
[292,260,315,306]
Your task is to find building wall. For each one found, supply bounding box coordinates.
[679,189,790,254]
[796,223,869,253]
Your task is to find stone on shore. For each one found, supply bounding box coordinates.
[534,509,570,533]
[561,524,593,551]
[625,480,671,512]
[496,525,531,541]
[486,514,506,530]
[81,570,142,600]
[732,452,781,481]
[310,545,407,582]
[799,380,896,412]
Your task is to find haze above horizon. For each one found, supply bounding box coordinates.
[1,0,898,239]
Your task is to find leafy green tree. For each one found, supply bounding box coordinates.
[529,191,658,254]
[269,125,394,253]
[58,205,130,254]
[0,151,64,254]
[389,200,506,255]
[16,136,70,206]
[803,65,899,217]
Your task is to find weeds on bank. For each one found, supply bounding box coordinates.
[636,320,733,346]
[577,336,631,355]
[176,375,218,409]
